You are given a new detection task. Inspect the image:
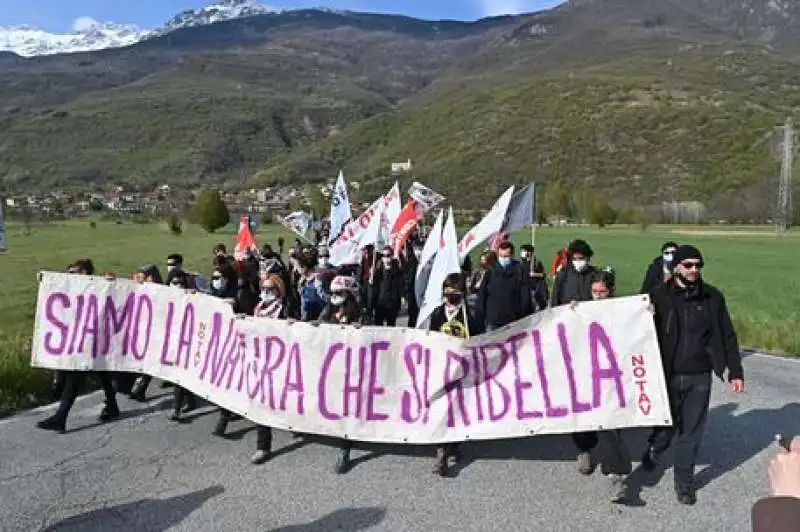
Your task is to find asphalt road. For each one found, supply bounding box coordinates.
[0,349,797,532]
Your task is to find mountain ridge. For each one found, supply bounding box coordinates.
[1,1,799,218]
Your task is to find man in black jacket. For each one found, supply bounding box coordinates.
[643,244,745,505]
[476,241,534,331]
[371,246,405,326]
[549,239,601,475]
[640,241,678,294]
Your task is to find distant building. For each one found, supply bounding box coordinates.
[391,159,412,175]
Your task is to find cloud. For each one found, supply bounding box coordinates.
[72,16,99,32]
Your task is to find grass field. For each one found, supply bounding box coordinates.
[0,219,797,410]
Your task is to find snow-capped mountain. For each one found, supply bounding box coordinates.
[0,0,283,57]
[163,0,278,32]
[0,20,144,57]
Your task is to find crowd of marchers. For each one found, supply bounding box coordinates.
[31,233,797,530]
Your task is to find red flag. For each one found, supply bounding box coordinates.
[390,199,423,255]
[550,247,569,277]
[234,216,258,261]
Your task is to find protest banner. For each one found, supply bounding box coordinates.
[31,272,671,444]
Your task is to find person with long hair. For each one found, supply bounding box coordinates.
[569,268,632,503]
[250,274,289,465]
[306,275,362,474]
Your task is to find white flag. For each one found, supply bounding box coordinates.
[456,186,515,264]
[380,184,402,245]
[329,183,401,266]
[408,182,446,212]
[414,209,444,308]
[329,170,352,244]
[358,197,385,249]
[280,211,315,243]
[416,207,460,328]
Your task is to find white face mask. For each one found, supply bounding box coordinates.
[211,278,225,291]
[261,291,277,302]
[167,265,178,273]
[331,294,346,306]
[572,259,588,272]
[663,252,674,263]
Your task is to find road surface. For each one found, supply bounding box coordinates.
[0,350,797,532]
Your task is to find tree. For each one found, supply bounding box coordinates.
[307,185,328,218]
[167,214,183,235]
[543,183,572,221]
[586,198,617,228]
[189,189,230,233]
[261,208,274,225]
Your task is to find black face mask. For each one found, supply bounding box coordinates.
[445,293,463,306]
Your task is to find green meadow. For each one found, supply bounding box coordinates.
[0,219,797,410]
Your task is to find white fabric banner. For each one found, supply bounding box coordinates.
[31,273,671,444]
[457,186,515,264]
[415,207,461,329]
[329,183,400,266]
[329,170,352,244]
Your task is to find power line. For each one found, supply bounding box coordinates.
[776,116,793,234]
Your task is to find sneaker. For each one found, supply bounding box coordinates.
[98,406,120,423]
[577,452,594,475]
[129,388,147,403]
[212,421,227,437]
[168,411,181,422]
[675,485,697,506]
[433,448,449,477]
[251,450,270,465]
[609,474,626,503]
[641,447,658,472]
[334,451,351,474]
[450,445,462,464]
[182,399,197,413]
[36,415,66,433]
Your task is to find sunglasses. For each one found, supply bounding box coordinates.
[679,261,703,270]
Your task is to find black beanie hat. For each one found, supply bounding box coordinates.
[567,239,593,257]
[672,245,703,266]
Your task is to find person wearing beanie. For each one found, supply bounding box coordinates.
[640,241,678,294]
[550,239,601,475]
[643,244,745,506]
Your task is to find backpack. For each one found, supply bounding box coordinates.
[299,280,326,321]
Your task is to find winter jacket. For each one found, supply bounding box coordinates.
[477,260,533,328]
[298,276,326,322]
[550,264,598,307]
[371,262,404,311]
[429,305,483,338]
[649,279,744,382]
[521,257,549,310]
[640,256,668,294]
[752,497,800,532]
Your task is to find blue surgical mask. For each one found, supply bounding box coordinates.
[498,257,511,268]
